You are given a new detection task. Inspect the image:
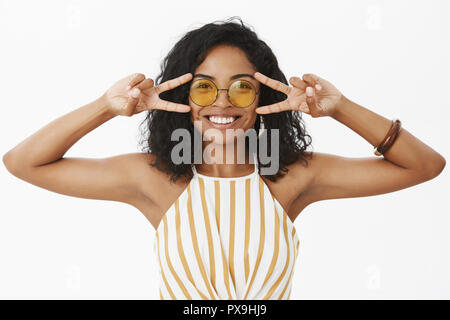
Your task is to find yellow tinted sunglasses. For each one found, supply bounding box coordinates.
[189,78,260,108]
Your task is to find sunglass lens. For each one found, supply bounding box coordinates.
[229,80,256,108]
[190,79,216,106]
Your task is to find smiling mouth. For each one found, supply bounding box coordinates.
[200,115,243,129]
[205,115,242,125]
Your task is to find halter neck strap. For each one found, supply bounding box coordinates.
[252,151,259,173]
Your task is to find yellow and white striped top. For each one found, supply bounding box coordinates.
[153,153,300,300]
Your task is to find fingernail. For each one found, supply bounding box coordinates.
[306,86,314,97]
[315,84,322,91]
[130,88,140,98]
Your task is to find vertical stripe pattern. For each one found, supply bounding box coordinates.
[153,154,300,300]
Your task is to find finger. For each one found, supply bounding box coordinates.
[128,79,154,98]
[255,101,291,114]
[154,99,191,113]
[124,96,140,115]
[134,78,154,91]
[289,76,307,90]
[302,73,322,91]
[254,72,290,96]
[128,87,141,99]
[305,86,320,117]
[155,73,193,95]
[126,73,145,90]
[298,101,310,114]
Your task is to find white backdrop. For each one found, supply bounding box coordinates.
[1,0,449,299]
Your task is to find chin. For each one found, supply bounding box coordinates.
[203,131,246,146]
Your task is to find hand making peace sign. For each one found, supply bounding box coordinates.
[105,72,193,117]
[254,72,343,118]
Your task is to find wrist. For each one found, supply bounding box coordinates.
[97,93,116,119]
[330,94,349,120]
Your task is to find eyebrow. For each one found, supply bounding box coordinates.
[193,73,255,81]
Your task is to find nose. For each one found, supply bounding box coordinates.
[214,89,231,108]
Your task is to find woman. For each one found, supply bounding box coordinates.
[2,17,445,300]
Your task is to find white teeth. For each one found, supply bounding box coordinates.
[208,116,236,124]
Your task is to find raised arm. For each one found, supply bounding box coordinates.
[298,94,445,205]
[2,74,148,207]
[2,72,193,210]
[253,72,445,214]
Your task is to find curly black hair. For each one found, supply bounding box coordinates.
[138,16,313,183]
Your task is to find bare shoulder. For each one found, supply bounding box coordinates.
[281,151,354,218]
[263,151,317,220]
[126,152,190,227]
[264,150,361,220]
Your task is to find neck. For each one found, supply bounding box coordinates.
[195,140,255,177]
